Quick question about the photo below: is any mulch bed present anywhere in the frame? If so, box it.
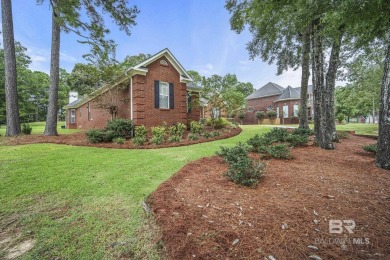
[2,126,241,149]
[148,135,390,259]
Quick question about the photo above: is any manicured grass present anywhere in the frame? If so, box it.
[0,123,378,258]
[0,121,80,136]
[281,123,378,136]
[0,125,271,259]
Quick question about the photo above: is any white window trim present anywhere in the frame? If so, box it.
[283,105,289,118]
[159,81,169,109]
[70,109,76,123]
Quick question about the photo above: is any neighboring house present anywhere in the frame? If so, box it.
[64,49,201,129]
[244,82,314,124]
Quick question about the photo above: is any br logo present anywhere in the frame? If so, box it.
[329,220,356,234]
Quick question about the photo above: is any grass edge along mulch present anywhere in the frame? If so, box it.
[148,135,390,259]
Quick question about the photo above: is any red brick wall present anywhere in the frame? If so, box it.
[187,92,201,122]
[66,86,131,129]
[132,57,190,127]
[274,99,300,124]
[244,95,280,124]
[66,56,200,129]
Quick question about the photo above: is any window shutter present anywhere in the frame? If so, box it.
[169,83,174,109]
[154,80,159,108]
[188,94,192,113]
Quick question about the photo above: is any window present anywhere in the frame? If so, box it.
[159,81,169,109]
[160,59,168,66]
[276,107,280,118]
[70,109,76,123]
[293,104,299,117]
[283,105,289,118]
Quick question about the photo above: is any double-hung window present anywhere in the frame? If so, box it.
[70,109,76,123]
[159,82,169,109]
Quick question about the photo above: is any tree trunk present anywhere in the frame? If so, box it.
[311,20,324,147]
[1,0,20,136]
[324,28,344,146]
[299,26,310,130]
[44,6,60,136]
[376,28,390,169]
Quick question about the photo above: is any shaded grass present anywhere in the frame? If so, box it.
[0,121,80,136]
[279,123,378,136]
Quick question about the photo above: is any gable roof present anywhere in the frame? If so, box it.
[245,82,284,100]
[128,48,193,83]
[65,48,195,109]
[293,85,313,95]
[275,85,300,102]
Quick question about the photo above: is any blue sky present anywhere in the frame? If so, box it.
[3,0,306,90]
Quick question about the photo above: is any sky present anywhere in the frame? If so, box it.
[2,0,308,90]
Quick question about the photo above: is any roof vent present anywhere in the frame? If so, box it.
[160,59,168,66]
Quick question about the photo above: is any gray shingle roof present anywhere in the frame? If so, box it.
[275,85,300,101]
[293,85,313,95]
[246,82,284,100]
[64,98,84,108]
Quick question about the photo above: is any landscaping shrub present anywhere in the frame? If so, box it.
[292,128,314,136]
[102,130,115,142]
[266,144,291,159]
[247,134,272,152]
[132,125,147,146]
[217,143,266,187]
[21,123,32,135]
[168,123,186,138]
[210,131,220,137]
[286,134,308,147]
[216,142,250,164]
[86,129,106,143]
[168,135,181,143]
[190,121,204,134]
[337,114,345,123]
[188,133,199,141]
[267,110,277,119]
[213,118,230,129]
[151,126,166,145]
[256,111,266,121]
[363,143,377,154]
[264,127,289,143]
[203,132,212,139]
[106,119,133,138]
[113,137,125,144]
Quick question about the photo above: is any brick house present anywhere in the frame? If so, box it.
[244,82,314,124]
[64,49,201,129]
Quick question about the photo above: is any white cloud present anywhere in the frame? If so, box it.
[206,63,213,70]
[60,52,77,63]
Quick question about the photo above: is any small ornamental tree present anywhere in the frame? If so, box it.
[267,110,277,123]
[256,111,266,124]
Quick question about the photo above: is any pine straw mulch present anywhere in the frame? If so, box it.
[148,135,390,260]
[1,126,241,149]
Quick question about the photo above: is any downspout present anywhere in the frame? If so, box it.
[130,77,133,120]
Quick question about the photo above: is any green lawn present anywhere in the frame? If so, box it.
[281,123,379,136]
[0,121,80,135]
[0,123,377,259]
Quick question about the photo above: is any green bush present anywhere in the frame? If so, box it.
[86,129,106,143]
[106,119,133,138]
[132,125,147,146]
[247,134,272,152]
[113,137,125,144]
[256,111,266,120]
[188,133,199,141]
[264,127,289,143]
[216,142,249,164]
[213,118,230,129]
[286,134,308,147]
[217,143,266,187]
[210,131,220,137]
[238,111,245,120]
[292,128,314,136]
[168,135,181,143]
[267,110,277,119]
[21,123,32,135]
[102,130,115,142]
[203,132,212,139]
[151,126,166,145]
[337,114,345,123]
[190,121,204,134]
[266,144,291,159]
[168,123,186,138]
[363,143,377,154]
